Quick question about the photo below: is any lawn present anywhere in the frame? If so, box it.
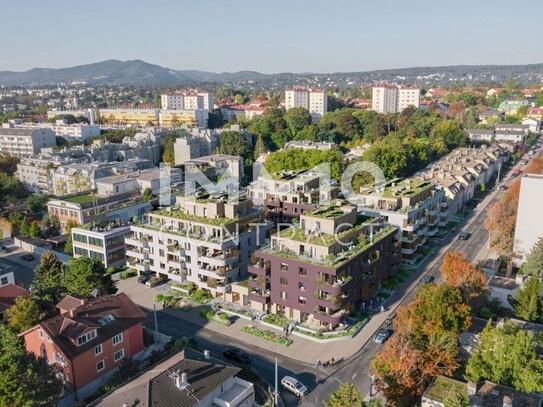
[63,194,96,204]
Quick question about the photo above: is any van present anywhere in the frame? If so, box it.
[281,376,308,397]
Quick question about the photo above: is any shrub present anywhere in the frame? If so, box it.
[171,336,197,352]
[218,313,229,321]
[242,326,293,346]
[120,270,137,280]
[155,294,164,303]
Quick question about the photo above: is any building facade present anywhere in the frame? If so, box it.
[0,127,56,158]
[285,88,328,122]
[514,174,543,263]
[72,225,131,268]
[173,129,219,165]
[161,91,214,111]
[371,85,420,113]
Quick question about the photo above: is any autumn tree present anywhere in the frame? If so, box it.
[465,321,543,392]
[514,277,543,322]
[6,297,45,334]
[440,252,488,304]
[484,191,519,254]
[524,237,543,278]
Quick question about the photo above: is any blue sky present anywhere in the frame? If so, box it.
[3,0,542,73]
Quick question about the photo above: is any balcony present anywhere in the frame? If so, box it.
[124,236,141,247]
[249,289,271,304]
[313,306,347,325]
[401,233,417,243]
[248,276,270,290]
[248,258,270,276]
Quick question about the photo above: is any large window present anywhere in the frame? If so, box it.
[89,250,104,261]
[96,360,105,372]
[112,333,123,346]
[74,247,88,257]
[72,233,88,243]
[88,237,103,247]
[77,329,97,346]
[114,348,125,362]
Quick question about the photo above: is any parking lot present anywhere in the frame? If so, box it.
[0,238,41,288]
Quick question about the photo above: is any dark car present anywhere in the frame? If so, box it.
[138,275,151,284]
[419,276,435,285]
[223,347,251,364]
[20,253,34,261]
[0,245,9,253]
[373,329,391,344]
[500,184,508,190]
[458,231,471,240]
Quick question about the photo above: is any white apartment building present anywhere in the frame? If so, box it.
[514,174,543,263]
[173,129,219,165]
[285,88,328,122]
[9,122,100,142]
[125,194,267,297]
[72,224,131,268]
[161,91,214,111]
[96,168,182,197]
[372,85,420,113]
[0,127,56,158]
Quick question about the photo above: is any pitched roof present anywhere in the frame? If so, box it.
[91,350,241,407]
[34,293,146,359]
[56,295,85,311]
[0,284,30,312]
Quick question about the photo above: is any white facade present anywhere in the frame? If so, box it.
[285,89,327,122]
[514,174,543,262]
[173,129,219,165]
[72,225,131,268]
[0,127,56,158]
[372,85,420,113]
[161,91,214,111]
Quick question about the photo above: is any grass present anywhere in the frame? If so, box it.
[63,194,96,204]
[242,326,293,347]
[153,208,237,226]
[424,376,467,403]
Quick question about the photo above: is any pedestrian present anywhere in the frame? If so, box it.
[315,359,322,368]
[380,305,385,313]
[329,357,335,366]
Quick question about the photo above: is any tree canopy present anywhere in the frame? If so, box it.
[514,277,543,322]
[440,252,488,305]
[219,131,252,159]
[323,383,381,407]
[5,297,45,334]
[31,251,65,314]
[524,236,543,278]
[63,257,116,298]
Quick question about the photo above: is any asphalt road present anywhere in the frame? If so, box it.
[0,240,40,288]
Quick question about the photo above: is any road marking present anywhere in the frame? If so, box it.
[335,377,344,384]
[352,372,358,380]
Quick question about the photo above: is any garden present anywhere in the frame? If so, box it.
[242,326,293,347]
[200,309,232,326]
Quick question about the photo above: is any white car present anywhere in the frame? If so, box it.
[281,376,308,397]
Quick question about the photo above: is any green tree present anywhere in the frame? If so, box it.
[284,107,312,136]
[524,236,543,278]
[142,187,154,202]
[63,220,77,255]
[323,383,380,407]
[19,218,30,237]
[32,251,65,314]
[26,195,49,214]
[219,131,252,159]
[29,221,40,238]
[63,257,117,298]
[253,134,267,160]
[5,297,46,334]
[160,130,180,165]
[465,321,543,392]
[429,120,469,152]
[363,140,408,179]
[514,277,543,322]
[0,325,61,407]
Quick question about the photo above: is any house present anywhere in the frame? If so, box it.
[0,260,15,288]
[0,284,30,324]
[522,117,541,133]
[466,129,494,143]
[20,293,147,397]
[526,107,543,119]
[479,109,505,122]
[90,350,256,407]
[497,100,529,115]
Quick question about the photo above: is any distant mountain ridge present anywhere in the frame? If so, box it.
[1,59,543,87]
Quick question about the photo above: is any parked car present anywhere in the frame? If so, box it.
[458,231,471,240]
[373,329,391,344]
[20,253,34,261]
[281,376,308,397]
[0,245,9,253]
[137,275,151,284]
[418,276,435,285]
[500,184,508,190]
[223,347,251,364]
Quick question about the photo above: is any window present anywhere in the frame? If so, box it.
[40,345,47,359]
[298,282,306,291]
[280,263,288,272]
[112,333,123,346]
[38,329,44,339]
[95,344,103,356]
[280,277,288,286]
[298,296,307,305]
[96,360,105,372]
[77,329,97,346]
[0,277,7,285]
[280,291,288,300]
[46,335,52,343]
[114,348,125,362]
[298,267,306,277]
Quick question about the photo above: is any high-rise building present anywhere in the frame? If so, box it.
[0,127,56,158]
[514,174,543,263]
[285,88,328,122]
[371,85,420,113]
[161,91,214,111]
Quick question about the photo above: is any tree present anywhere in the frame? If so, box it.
[26,195,49,214]
[19,217,29,237]
[442,387,469,407]
[29,221,40,238]
[219,131,252,159]
[524,236,543,278]
[440,252,488,304]
[514,277,543,322]
[6,297,45,334]
[363,140,408,179]
[32,251,65,314]
[253,134,267,159]
[0,326,62,407]
[63,220,77,255]
[465,321,543,392]
[323,382,380,407]
[429,120,469,152]
[142,187,155,202]
[284,107,312,136]
[63,257,117,298]
[484,191,519,254]
[160,130,180,165]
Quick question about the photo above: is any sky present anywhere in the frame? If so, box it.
[2,0,542,73]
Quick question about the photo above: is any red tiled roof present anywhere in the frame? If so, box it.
[56,295,86,312]
[0,284,30,311]
[32,293,147,360]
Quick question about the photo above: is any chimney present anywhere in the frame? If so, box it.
[467,381,477,397]
[503,395,513,407]
[175,372,189,390]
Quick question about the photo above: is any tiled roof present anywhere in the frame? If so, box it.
[56,295,85,311]
[36,293,146,359]
[0,284,30,311]
[91,350,241,407]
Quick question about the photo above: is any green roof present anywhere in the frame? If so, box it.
[152,208,235,226]
[362,178,432,199]
[62,194,97,204]
[424,376,467,403]
[305,201,353,219]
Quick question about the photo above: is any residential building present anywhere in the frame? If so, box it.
[0,126,56,158]
[99,109,208,128]
[422,376,543,407]
[9,121,100,141]
[357,178,448,263]
[185,154,244,183]
[497,100,530,115]
[72,224,132,268]
[158,109,209,128]
[283,140,334,150]
[494,124,529,144]
[0,284,30,324]
[285,88,328,122]
[96,168,182,197]
[514,174,543,263]
[47,108,97,124]
[173,128,219,165]
[479,109,504,122]
[526,107,543,119]
[372,85,420,113]
[20,293,147,396]
[161,90,214,111]
[90,350,256,407]
[249,201,400,327]
[0,261,15,288]
[126,193,267,296]
[522,117,541,133]
[247,169,339,224]
[47,191,153,232]
[218,104,266,121]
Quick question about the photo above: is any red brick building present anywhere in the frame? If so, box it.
[20,293,146,394]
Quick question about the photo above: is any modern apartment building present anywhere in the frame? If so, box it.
[283,140,335,150]
[371,85,420,113]
[96,167,182,197]
[466,125,529,144]
[161,90,214,111]
[98,109,208,128]
[357,178,448,264]
[20,293,146,396]
[249,201,400,327]
[185,154,244,182]
[126,194,267,297]
[514,174,543,263]
[247,169,339,224]
[173,128,219,165]
[0,126,56,158]
[72,224,132,268]
[285,88,328,122]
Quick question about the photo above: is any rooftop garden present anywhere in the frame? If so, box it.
[423,376,467,403]
[62,194,97,204]
[306,201,352,219]
[362,178,432,199]
[153,208,235,226]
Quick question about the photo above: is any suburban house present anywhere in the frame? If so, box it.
[90,350,256,407]
[0,284,30,324]
[20,293,147,397]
